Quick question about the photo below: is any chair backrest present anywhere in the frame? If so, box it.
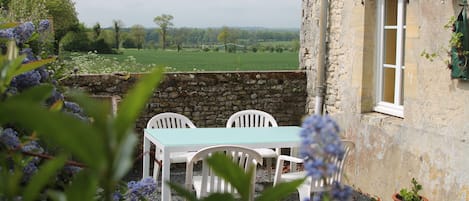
[146,112,196,129]
[185,145,263,200]
[226,109,278,128]
[309,140,355,192]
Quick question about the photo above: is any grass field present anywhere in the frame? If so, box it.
[100,49,299,71]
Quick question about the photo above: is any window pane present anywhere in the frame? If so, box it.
[385,0,397,26]
[384,29,397,65]
[383,67,395,103]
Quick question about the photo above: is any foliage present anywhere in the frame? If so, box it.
[44,0,79,43]
[397,178,424,201]
[49,51,162,80]
[422,9,469,79]
[169,152,305,201]
[0,20,165,201]
[4,0,80,54]
[218,26,236,52]
[60,26,92,52]
[113,20,124,50]
[153,14,173,49]
[131,24,145,50]
[4,0,48,24]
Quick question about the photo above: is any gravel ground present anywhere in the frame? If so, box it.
[125,163,375,201]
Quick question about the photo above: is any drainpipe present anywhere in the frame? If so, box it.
[314,0,328,115]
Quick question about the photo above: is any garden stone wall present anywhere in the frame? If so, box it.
[60,70,307,135]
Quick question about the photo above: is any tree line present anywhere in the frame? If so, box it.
[71,13,300,54]
[0,2,299,54]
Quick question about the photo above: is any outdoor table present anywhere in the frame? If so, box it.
[142,126,302,201]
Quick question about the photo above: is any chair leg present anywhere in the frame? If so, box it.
[297,184,311,201]
[153,161,161,181]
[266,158,272,181]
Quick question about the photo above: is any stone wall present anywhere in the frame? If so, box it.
[301,0,469,200]
[60,71,308,135]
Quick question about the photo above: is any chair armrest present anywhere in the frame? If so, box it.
[273,155,304,185]
[277,155,304,164]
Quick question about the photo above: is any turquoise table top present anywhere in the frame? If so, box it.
[144,126,302,147]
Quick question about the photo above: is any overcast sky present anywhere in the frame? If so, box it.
[73,0,301,29]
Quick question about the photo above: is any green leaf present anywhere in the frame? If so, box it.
[255,178,305,201]
[0,55,25,92]
[13,57,56,77]
[8,84,53,103]
[0,22,19,29]
[167,181,199,201]
[46,190,67,201]
[206,153,253,200]
[23,155,67,201]
[114,68,164,140]
[0,153,23,199]
[65,91,110,135]
[112,133,137,180]
[4,55,25,81]
[64,170,98,201]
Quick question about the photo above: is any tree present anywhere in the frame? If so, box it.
[92,22,101,40]
[45,0,79,53]
[60,23,91,52]
[218,26,233,52]
[113,20,124,50]
[6,0,48,23]
[153,14,173,50]
[131,24,145,50]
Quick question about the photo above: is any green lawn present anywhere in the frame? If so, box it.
[100,49,299,71]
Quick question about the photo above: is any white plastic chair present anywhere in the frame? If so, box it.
[185,145,262,200]
[226,109,279,180]
[147,112,197,180]
[273,140,355,201]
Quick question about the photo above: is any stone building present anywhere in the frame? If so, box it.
[300,0,469,200]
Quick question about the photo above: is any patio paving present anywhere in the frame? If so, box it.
[126,163,375,201]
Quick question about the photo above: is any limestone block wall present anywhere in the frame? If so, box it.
[61,71,308,134]
[301,0,469,200]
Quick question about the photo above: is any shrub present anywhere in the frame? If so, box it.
[0,20,163,201]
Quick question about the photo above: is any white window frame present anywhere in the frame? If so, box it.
[374,0,406,118]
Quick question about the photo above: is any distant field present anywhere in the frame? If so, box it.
[100,49,299,71]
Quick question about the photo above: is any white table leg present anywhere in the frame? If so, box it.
[143,136,150,179]
[161,148,171,201]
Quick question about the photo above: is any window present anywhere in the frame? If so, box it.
[374,0,406,118]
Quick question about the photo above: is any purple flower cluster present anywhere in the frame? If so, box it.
[10,70,42,91]
[299,115,351,201]
[22,158,40,183]
[64,101,83,114]
[13,22,34,44]
[22,140,44,154]
[299,115,345,179]
[0,128,20,149]
[115,177,157,201]
[0,20,49,46]
[37,20,50,33]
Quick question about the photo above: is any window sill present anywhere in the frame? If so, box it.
[374,102,403,118]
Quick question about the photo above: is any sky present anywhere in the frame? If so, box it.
[73,0,301,29]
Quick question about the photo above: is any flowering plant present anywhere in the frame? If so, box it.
[0,20,164,201]
[112,177,157,201]
[299,115,352,201]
